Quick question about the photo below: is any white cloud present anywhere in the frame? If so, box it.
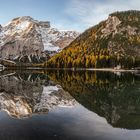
[65,0,140,30]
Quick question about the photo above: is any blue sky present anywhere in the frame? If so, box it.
[0,0,140,32]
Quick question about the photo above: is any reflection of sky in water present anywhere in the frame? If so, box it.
[0,104,140,140]
[60,104,140,140]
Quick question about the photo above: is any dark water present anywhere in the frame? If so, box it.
[0,69,140,140]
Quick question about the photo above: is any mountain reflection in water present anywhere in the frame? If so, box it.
[46,70,140,129]
[0,70,76,118]
[0,69,140,140]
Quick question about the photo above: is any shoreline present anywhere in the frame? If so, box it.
[1,67,139,73]
[84,68,138,72]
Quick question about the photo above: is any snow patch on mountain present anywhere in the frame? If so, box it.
[36,26,79,52]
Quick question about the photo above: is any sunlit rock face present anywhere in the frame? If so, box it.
[0,16,79,63]
[101,16,121,36]
[0,72,76,119]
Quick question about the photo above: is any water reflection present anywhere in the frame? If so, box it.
[46,70,140,129]
[0,69,140,130]
[0,70,75,119]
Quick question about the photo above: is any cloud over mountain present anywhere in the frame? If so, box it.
[65,0,140,30]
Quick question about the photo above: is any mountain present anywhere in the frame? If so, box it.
[47,10,140,69]
[0,16,79,64]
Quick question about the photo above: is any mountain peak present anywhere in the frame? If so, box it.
[5,16,50,29]
[12,16,34,22]
[110,10,140,17]
[109,10,140,23]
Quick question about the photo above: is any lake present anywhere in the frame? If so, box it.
[0,69,140,140]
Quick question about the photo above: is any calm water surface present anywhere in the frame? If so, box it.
[0,69,140,140]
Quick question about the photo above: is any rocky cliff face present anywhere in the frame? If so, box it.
[0,16,79,63]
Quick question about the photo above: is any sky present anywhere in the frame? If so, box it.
[0,0,140,32]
